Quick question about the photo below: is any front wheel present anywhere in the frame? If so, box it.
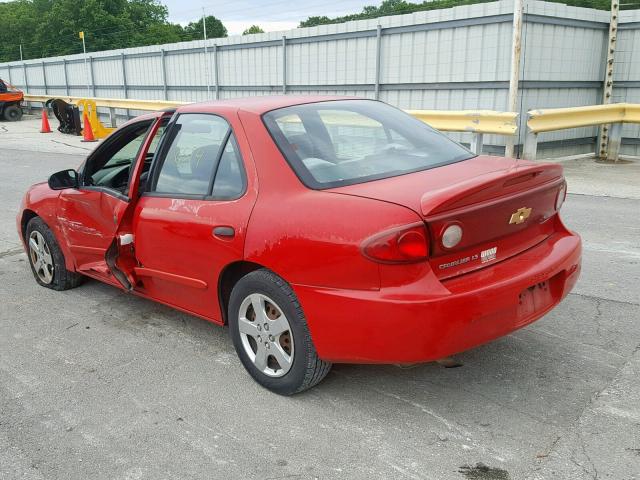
[25,217,83,290]
[4,105,23,121]
[229,269,331,395]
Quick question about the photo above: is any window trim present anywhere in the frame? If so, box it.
[208,133,248,201]
[144,111,181,194]
[206,127,232,196]
[81,185,130,202]
[144,112,248,202]
[261,99,476,190]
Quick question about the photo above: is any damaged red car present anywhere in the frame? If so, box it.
[17,97,581,394]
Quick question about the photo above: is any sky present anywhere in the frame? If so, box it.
[161,0,376,34]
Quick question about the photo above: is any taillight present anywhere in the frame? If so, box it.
[361,223,429,264]
[556,181,567,211]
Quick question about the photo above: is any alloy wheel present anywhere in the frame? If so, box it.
[28,231,54,284]
[238,293,294,377]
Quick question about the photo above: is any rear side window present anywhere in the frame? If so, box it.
[263,100,474,189]
[152,114,245,198]
[211,135,246,199]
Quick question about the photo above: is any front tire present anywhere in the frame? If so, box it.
[229,269,331,395]
[25,217,83,291]
[4,105,23,121]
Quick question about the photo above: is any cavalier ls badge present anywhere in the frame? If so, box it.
[509,207,532,225]
[439,246,498,270]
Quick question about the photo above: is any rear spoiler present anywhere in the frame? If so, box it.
[421,162,563,216]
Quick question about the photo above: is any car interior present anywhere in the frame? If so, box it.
[83,121,155,195]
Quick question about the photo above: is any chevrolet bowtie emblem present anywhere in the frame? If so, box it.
[509,207,532,225]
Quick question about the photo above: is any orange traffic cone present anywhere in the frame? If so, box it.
[81,111,97,143]
[40,108,52,133]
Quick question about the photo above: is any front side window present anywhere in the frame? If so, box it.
[152,114,245,198]
[263,100,475,189]
[83,120,153,195]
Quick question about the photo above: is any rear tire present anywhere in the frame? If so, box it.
[4,105,22,121]
[229,269,331,395]
[25,217,83,291]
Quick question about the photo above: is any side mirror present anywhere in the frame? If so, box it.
[48,169,79,190]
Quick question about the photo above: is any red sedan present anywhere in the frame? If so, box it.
[17,97,581,394]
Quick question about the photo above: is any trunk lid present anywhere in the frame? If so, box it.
[328,156,565,279]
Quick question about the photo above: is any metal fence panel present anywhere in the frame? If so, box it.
[25,64,44,87]
[44,62,66,87]
[165,50,207,87]
[220,46,280,86]
[125,54,163,87]
[92,57,122,86]
[521,23,607,81]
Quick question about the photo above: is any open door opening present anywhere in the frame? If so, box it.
[58,111,172,291]
[105,113,172,291]
[105,236,137,290]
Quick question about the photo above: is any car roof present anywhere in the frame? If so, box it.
[177,95,363,115]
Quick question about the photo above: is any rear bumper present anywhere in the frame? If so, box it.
[293,228,581,364]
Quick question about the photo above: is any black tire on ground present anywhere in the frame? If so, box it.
[3,105,23,121]
[25,217,83,291]
[229,269,332,395]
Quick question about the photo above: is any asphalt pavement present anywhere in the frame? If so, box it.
[1,118,639,480]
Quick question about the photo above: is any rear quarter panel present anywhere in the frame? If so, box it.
[244,188,422,291]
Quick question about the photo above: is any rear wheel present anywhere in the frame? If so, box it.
[26,217,83,290]
[229,269,331,395]
[4,105,22,121]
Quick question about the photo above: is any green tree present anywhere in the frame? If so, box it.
[0,1,39,61]
[33,0,131,57]
[299,0,616,28]
[242,25,265,35]
[183,15,227,41]
[299,16,331,28]
[0,0,228,62]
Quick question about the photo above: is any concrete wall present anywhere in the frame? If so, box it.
[1,0,638,156]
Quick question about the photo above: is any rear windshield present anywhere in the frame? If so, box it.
[263,100,475,189]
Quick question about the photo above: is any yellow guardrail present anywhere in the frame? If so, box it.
[527,103,640,133]
[23,94,186,111]
[524,103,640,162]
[406,110,518,136]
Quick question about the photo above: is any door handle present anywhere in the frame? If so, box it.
[212,226,235,238]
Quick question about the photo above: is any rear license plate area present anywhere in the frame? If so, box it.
[517,280,553,319]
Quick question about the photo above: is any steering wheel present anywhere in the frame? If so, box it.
[112,166,131,190]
